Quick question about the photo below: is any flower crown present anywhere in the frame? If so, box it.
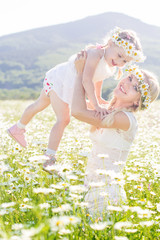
[125,65,151,110]
[111,27,145,62]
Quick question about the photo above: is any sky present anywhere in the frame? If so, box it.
[0,0,159,37]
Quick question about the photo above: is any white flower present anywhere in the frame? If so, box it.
[156,203,160,212]
[12,223,24,230]
[1,202,16,208]
[0,154,8,160]
[39,203,50,209]
[21,224,44,237]
[50,182,69,189]
[10,236,22,240]
[52,204,72,213]
[150,191,156,195]
[138,209,155,219]
[114,221,133,230]
[79,151,89,157]
[59,228,72,235]
[67,216,81,225]
[114,236,129,240]
[50,216,70,232]
[124,229,138,233]
[69,193,83,200]
[20,204,33,209]
[139,220,155,227]
[33,187,55,194]
[50,216,80,232]
[28,155,49,163]
[0,209,8,215]
[66,174,78,180]
[129,206,154,218]
[107,205,123,211]
[23,198,30,202]
[75,202,89,207]
[69,185,87,194]
[78,160,84,165]
[90,221,108,230]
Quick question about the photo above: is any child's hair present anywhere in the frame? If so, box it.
[102,69,160,127]
[103,27,144,57]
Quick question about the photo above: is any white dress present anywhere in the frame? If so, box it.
[84,111,138,215]
[43,50,115,106]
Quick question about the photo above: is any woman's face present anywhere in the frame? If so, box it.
[114,74,141,106]
[106,42,133,68]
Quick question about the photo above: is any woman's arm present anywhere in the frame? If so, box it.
[71,55,130,131]
[71,72,130,130]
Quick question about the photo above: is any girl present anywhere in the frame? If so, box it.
[71,52,159,215]
[7,27,145,163]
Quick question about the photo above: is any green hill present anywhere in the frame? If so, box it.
[0,12,160,99]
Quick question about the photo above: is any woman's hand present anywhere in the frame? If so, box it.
[74,50,87,74]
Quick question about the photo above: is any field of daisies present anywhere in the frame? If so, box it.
[0,100,160,240]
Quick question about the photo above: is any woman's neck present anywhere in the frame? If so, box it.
[109,99,132,111]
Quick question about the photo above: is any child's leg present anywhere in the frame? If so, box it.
[20,89,50,125]
[7,89,50,148]
[46,90,70,154]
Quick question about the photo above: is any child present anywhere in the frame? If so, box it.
[7,27,145,164]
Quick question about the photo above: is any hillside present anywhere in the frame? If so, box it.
[0,12,160,99]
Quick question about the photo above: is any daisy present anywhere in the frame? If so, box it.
[90,221,108,230]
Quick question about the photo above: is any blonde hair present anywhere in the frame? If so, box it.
[103,28,143,53]
[102,69,160,127]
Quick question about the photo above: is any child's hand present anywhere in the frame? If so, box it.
[75,50,87,73]
[98,97,109,105]
[94,105,109,119]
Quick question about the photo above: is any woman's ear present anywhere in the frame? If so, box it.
[133,100,139,109]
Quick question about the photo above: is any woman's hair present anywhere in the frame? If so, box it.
[102,69,160,127]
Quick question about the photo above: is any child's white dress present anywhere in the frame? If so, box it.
[84,111,137,214]
[43,50,115,106]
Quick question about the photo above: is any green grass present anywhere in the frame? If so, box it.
[0,100,160,240]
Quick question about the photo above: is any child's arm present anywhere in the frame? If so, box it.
[94,81,109,105]
[82,49,108,117]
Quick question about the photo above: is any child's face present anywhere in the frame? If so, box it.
[106,42,133,68]
[114,74,141,106]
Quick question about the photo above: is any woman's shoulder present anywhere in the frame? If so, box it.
[120,111,138,132]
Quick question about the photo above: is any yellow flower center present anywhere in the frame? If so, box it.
[56,221,62,226]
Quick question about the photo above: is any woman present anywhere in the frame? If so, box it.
[71,52,159,215]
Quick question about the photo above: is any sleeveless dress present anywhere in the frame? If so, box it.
[84,111,138,215]
[43,50,115,106]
